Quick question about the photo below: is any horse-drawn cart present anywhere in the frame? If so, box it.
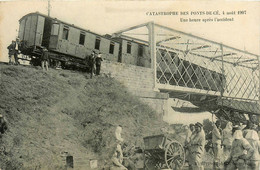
[143,134,185,170]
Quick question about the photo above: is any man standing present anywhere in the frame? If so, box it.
[88,51,96,78]
[212,120,222,170]
[245,130,260,170]
[7,41,16,65]
[41,47,49,71]
[95,52,103,75]
[224,129,253,170]
[222,122,233,161]
[186,124,196,169]
[190,122,206,170]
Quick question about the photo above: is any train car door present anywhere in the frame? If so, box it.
[41,18,52,48]
[49,22,60,49]
[35,16,45,46]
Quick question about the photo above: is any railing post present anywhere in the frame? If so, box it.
[220,43,225,108]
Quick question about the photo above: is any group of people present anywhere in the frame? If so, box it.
[36,48,103,73]
[7,39,103,74]
[87,51,103,78]
[7,38,21,65]
[110,125,138,170]
[185,120,260,170]
[110,125,128,170]
[224,121,260,170]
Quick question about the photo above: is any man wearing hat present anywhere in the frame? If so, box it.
[7,41,16,65]
[224,128,253,170]
[0,114,7,138]
[88,51,96,78]
[41,47,49,71]
[190,122,206,170]
[95,52,103,76]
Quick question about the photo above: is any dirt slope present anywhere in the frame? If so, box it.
[0,64,165,169]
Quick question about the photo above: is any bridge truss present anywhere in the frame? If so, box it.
[114,22,260,117]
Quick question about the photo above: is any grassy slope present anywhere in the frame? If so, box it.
[0,64,165,169]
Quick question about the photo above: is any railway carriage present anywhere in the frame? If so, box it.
[18,12,120,69]
[118,38,151,67]
[17,12,225,93]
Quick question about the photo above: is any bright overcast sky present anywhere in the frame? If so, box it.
[0,0,259,62]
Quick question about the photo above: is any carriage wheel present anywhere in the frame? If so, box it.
[165,141,185,170]
[144,151,167,170]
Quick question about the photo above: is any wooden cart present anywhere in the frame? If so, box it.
[143,134,185,170]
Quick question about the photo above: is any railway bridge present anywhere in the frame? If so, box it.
[113,22,260,119]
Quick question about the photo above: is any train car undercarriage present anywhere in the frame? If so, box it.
[19,44,89,71]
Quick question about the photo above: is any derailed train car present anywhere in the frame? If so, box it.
[18,12,120,69]
[17,12,225,93]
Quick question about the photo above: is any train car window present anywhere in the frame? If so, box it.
[62,26,69,40]
[79,32,85,45]
[95,37,101,50]
[51,23,59,36]
[109,42,115,54]
[127,42,131,54]
[138,45,143,56]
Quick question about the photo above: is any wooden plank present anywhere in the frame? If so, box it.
[157,83,221,96]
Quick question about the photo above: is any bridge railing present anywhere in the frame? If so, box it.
[113,22,259,114]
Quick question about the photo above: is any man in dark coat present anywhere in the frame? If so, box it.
[41,47,49,71]
[88,51,96,78]
[7,41,16,65]
[95,52,103,75]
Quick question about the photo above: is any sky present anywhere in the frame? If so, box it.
[0,0,259,124]
[0,0,259,62]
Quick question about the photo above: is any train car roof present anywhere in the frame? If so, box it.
[19,12,120,43]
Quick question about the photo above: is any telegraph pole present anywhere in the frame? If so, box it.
[48,0,50,16]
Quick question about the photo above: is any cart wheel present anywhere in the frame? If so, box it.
[165,141,185,170]
[144,151,166,170]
